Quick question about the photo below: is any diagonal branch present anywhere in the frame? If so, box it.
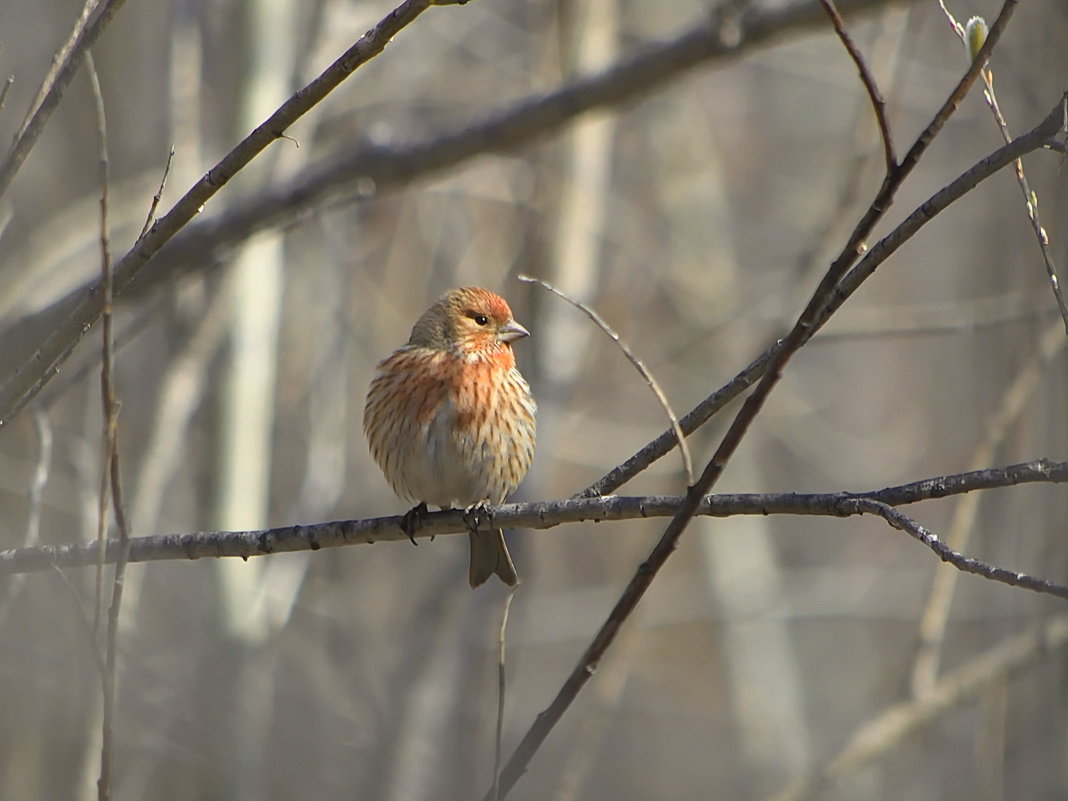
[0,0,446,429]
[581,89,1065,498]
[488,3,1019,797]
[520,275,694,485]
[819,0,896,172]
[0,0,128,203]
[765,613,1068,801]
[853,498,1066,598]
[937,6,1068,332]
[0,0,922,428]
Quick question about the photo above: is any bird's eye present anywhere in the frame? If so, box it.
[468,312,490,326]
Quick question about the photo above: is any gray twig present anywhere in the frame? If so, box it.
[519,275,694,486]
[0,0,127,203]
[819,0,896,172]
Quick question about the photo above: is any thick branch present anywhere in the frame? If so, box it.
[2,459,1065,579]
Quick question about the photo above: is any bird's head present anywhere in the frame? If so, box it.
[408,287,529,356]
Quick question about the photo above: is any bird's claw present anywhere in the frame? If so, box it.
[461,501,493,534]
[400,502,429,546]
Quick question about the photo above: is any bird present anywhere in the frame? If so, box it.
[363,287,537,587]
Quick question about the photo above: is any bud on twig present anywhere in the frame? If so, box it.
[965,16,989,63]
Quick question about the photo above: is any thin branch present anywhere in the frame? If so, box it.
[87,51,111,636]
[936,5,1068,332]
[890,1,1016,184]
[936,0,966,37]
[17,0,100,135]
[494,588,517,801]
[488,5,1018,795]
[990,89,1068,332]
[0,76,14,117]
[856,498,1067,598]
[0,0,127,203]
[822,93,1066,325]
[86,51,129,801]
[0,0,924,428]
[519,275,694,485]
[911,318,1066,696]
[0,0,448,428]
[3,458,1066,574]
[139,147,175,239]
[852,458,1068,506]
[582,90,1065,498]
[819,0,896,172]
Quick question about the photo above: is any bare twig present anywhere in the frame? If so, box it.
[994,101,1068,332]
[0,0,450,428]
[889,2,1015,183]
[936,0,965,37]
[485,4,1019,796]
[791,9,912,292]
[910,317,1067,695]
[820,95,1063,326]
[139,147,175,239]
[0,0,127,203]
[937,6,1067,332]
[85,50,130,801]
[0,76,14,117]
[86,51,111,637]
[959,12,1066,331]
[17,0,100,135]
[582,90,1064,498]
[856,498,1067,598]
[494,588,517,801]
[0,0,924,429]
[819,0,896,172]
[519,275,694,485]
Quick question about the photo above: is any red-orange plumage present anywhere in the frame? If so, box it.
[363,287,536,587]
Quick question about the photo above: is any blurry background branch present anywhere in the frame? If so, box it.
[0,0,922,422]
[0,0,445,427]
[766,612,1068,801]
[0,0,127,203]
[1,0,1066,798]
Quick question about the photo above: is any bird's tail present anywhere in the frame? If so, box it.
[468,528,519,588]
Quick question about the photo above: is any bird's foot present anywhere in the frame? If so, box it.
[400,502,430,546]
[461,501,493,535]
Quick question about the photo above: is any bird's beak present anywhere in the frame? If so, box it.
[498,320,530,343]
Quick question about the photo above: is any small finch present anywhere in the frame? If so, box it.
[363,287,537,587]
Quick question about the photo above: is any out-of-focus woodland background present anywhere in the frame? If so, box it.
[0,0,1066,799]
